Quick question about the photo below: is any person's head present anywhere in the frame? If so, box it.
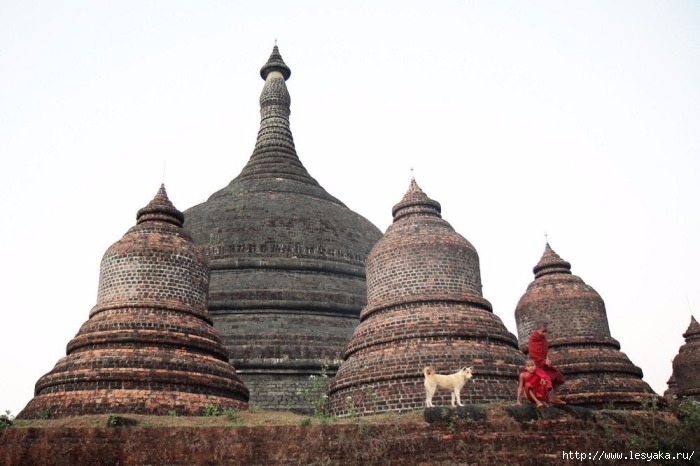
[534,321,549,336]
[524,359,536,373]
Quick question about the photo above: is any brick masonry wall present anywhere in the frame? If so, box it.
[1,410,686,466]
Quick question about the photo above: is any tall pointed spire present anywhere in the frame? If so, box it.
[183,47,382,411]
[235,44,326,190]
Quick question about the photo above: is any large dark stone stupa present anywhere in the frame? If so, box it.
[184,46,382,410]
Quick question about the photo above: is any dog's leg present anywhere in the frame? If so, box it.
[451,391,456,407]
[455,388,464,406]
[426,385,436,407]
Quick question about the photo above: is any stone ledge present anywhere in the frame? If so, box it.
[423,405,487,423]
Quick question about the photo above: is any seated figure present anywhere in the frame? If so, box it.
[528,321,566,404]
[517,358,552,408]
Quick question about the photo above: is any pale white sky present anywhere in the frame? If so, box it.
[1,1,699,415]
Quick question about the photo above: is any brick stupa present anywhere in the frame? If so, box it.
[328,179,524,416]
[664,374,677,400]
[18,186,249,419]
[183,46,382,411]
[670,316,700,400]
[514,243,656,408]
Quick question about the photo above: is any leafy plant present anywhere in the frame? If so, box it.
[38,407,51,420]
[168,410,178,417]
[639,395,659,412]
[676,399,700,430]
[345,397,357,419]
[224,408,241,424]
[247,403,262,413]
[301,365,330,418]
[106,414,118,427]
[202,402,220,417]
[0,410,14,428]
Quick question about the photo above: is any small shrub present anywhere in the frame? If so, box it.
[639,395,659,412]
[202,402,220,417]
[168,410,178,417]
[345,397,357,419]
[301,365,330,418]
[247,403,262,413]
[106,414,118,427]
[224,408,240,424]
[676,399,700,430]
[0,410,14,428]
[38,407,51,420]
[300,417,312,426]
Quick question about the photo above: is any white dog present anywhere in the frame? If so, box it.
[423,366,473,407]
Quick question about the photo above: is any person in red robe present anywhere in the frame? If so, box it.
[517,359,552,407]
[528,322,566,405]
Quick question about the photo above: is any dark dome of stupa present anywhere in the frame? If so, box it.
[18,185,249,419]
[183,46,382,411]
[515,243,656,408]
[671,316,700,400]
[328,179,523,416]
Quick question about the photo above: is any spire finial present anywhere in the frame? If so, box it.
[544,231,548,244]
[136,184,184,227]
[260,43,291,80]
[392,177,442,221]
[533,242,572,278]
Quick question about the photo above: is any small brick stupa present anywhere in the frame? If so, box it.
[184,46,381,411]
[514,243,656,408]
[671,316,700,400]
[328,179,524,416]
[664,374,677,400]
[18,186,249,419]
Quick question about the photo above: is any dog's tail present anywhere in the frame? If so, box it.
[423,366,435,377]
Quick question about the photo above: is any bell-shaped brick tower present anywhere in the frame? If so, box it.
[671,316,700,400]
[18,186,249,419]
[514,243,656,407]
[328,179,524,416]
[183,46,382,410]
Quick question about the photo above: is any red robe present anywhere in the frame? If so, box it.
[523,368,552,402]
[528,331,564,387]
